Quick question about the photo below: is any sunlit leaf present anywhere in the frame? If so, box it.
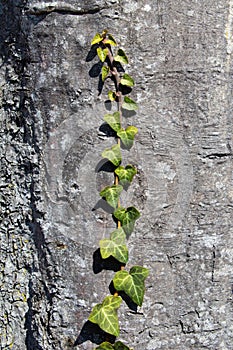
[122,97,138,111]
[102,66,110,81]
[91,32,103,45]
[117,126,138,149]
[100,184,123,208]
[120,73,134,87]
[89,295,122,336]
[95,341,131,350]
[108,91,116,101]
[113,266,149,306]
[104,112,121,133]
[99,228,128,264]
[115,165,137,186]
[105,34,117,46]
[113,206,140,236]
[95,342,114,350]
[102,144,122,167]
[97,47,108,62]
[114,49,128,64]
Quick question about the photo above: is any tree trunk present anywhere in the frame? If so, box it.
[1,1,232,349]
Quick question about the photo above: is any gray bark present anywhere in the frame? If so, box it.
[0,1,233,349]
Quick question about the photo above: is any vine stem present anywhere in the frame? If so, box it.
[104,42,125,271]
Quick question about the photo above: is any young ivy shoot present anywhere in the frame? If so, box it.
[86,30,149,350]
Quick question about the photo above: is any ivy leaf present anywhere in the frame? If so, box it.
[102,66,110,81]
[120,73,134,87]
[102,144,122,167]
[114,49,128,64]
[117,126,138,149]
[99,227,128,264]
[88,295,122,336]
[108,90,116,101]
[91,32,103,45]
[122,96,138,111]
[97,47,108,62]
[115,165,137,186]
[100,185,123,208]
[102,29,108,36]
[105,34,117,46]
[113,206,140,236]
[95,342,114,350]
[113,266,149,306]
[104,112,121,133]
[95,341,130,350]
[114,342,131,350]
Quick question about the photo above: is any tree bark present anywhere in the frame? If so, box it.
[0,1,232,349]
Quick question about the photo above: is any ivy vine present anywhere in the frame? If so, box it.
[87,29,149,350]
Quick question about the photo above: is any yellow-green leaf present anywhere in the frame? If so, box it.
[115,165,137,186]
[100,185,123,208]
[95,342,114,350]
[105,34,117,46]
[113,266,149,306]
[117,126,138,149]
[91,32,103,45]
[102,66,110,81]
[114,49,128,64]
[120,73,134,87]
[95,341,131,350]
[104,112,121,133]
[97,47,108,62]
[113,206,140,236]
[108,90,117,101]
[99,228,128,264]
[122,96,138,111]
[102,144,122,167]
[88,295,122,336]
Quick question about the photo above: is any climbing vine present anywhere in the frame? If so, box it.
[87,30,149,350]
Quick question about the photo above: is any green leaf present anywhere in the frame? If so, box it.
[122,96,138,111]
[95,341,130,350]
[113,206,140,236]
[120,73,134,87]
[114,341,131,350]
[100,185,123,208]
[88,295,122,336]
[115,165,137,186]
[108,91,116,101]
[99,228,128,264]
[104,112,121,133]
[105,34,117,46]
[102,66,110,81]
[97,47,108,62]
[95,342,114,350]
[113,266,149,306]
[102,144,122,167]
[114,49,128,64]
[117,126,138,149]
[91,32,103,45]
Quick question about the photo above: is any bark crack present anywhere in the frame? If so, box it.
[202,152,232,159]
[211,245,216,283]
[26,5,103,16]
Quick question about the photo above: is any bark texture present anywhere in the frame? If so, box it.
[0,1,233,349]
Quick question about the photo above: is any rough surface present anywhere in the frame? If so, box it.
[0,1,233,349]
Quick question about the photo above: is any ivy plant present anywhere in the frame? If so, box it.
[87,29,149,349]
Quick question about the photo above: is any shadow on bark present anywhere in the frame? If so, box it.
[93,248,124,273]
[74,321,116,346]
[109,281,138,312]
